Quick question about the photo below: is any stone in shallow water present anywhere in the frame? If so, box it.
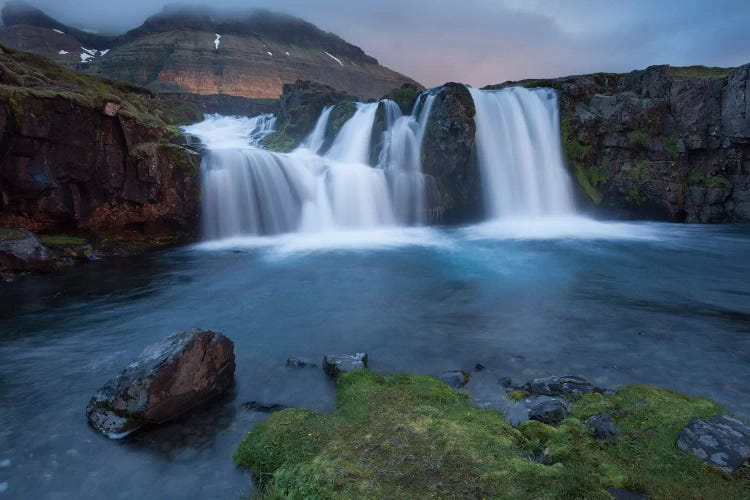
[528,398,570,425]
[525,375,599,398]
[587,413,621,439]
[322,353,367,378]
[439,370,470,388]
[287,356,317,368]
[86,328,235,438]
[677,414,750,473]
[243,401,284,413]
[0,229,49,272]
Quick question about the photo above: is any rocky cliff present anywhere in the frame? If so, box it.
[0,2,419,100]
[0,45,202,257]
[489,65,750,222]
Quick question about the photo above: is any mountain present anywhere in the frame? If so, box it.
[0,2,419,99]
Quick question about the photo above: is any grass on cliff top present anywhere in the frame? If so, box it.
[0,45,200,128]
[234,371,749,499]
[670,65,734,79]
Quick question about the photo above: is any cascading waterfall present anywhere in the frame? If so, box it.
[184,96,437,239]
[468,86,575,218]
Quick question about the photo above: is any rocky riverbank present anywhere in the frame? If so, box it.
[0,44,204,275]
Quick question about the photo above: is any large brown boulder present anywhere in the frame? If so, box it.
[86,328,235,438]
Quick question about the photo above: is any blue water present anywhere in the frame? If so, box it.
[0,219,749,499]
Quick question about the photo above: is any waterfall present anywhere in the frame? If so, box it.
[301,106,332,154]
[468,87,575,218]
[184,95,436,240]
[378,95,437,224]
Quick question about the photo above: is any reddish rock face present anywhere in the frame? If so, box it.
[86,328,236,438]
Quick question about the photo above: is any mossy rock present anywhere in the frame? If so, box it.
[234,372,748,498]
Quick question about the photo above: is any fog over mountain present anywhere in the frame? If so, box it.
[2,0,749,88]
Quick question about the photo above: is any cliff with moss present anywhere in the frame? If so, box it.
[490,64,750,222]
[0,44,203,248]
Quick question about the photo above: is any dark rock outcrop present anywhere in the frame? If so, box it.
[0,228,49,272]
[86,328,235,438]
[528,398,570,425]
[244,401,284,413]
[491,64,750,222]
[587,413,622,439]
[677,414,750,473]
[322,353,368,379]
[0,46,202,245]
[421,83,482,223]
[525,375,601,398]
[0,4,419,100]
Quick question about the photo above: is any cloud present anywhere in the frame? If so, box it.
[4,0,749,87]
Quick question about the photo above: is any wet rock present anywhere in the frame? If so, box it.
[525,375,600,398]
[439,370,470,389]
[0,229,50,272]
[587,413,621,439]
[322,353,368,378]
[474,363,486,372]
[677,415,750,473]
[607,488,649,500]
[287,356,317,368]
[243,401,284,413]
[86,328,235,438]
[498,377,513,388]
[528,398,569,425]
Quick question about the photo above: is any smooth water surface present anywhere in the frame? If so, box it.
[1,220,749,499]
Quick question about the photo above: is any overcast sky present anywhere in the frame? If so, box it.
[5,0,750,87]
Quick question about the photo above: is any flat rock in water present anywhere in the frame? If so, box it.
[677,414,750,473]
[587,413,621,439]
[529,398,570,425]
[287,356,317,368]
[525,375,600,398]
[86,328,235,438]
[243,401,284,413]
[322,353,367,378]
[439,370,470,388]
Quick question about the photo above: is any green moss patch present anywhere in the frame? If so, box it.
[39,234,87,246]
[234,372,748,498]
[670,66,734,80]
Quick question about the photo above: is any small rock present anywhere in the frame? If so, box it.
[243,401,284,413]
[529,398,569,425]
[498,376,513,388]
[287,356,317,368]
[439,370,470,388]
[677,414,750,473]
[86,328,235,438]
[587,413,621,439]
[607,488,648,500]
[322,353,367,378]
[474,363,485,372]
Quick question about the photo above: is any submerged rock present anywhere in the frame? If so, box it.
[529,398,570,425]
[287,356,317,368]
[439,370,471,389]
[587,413,621,439]
[0,229,49,272]
[86,328,235,438]
[322,353,368,378]
[243,401,284,413]
[677,415,750,473]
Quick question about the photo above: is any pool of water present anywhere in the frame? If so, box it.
[1,218,749,499]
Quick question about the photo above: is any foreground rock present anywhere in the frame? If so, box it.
[529,398,570,425]
[322,353,367,379]
[525,375,602,398]
[587,413,622,439]
[439,370,470,388]
[677,415,750,473]
[86,328,235,438]
[0,229,49,272]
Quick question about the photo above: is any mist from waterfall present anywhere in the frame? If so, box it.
[184,95,437,240]
[468,86,575,218]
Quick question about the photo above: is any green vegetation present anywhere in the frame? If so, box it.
[0,228,26,239]
[39,234,87,246]
[234,371,749,499]
[708,175,733,189]
[388,85,420,115]
[670,66,734,80]
[686,171,733,190]
[326,100,357,140]
[627,129,647,148]
[663,132,680,158]
[261,130,296,153]
[624,160,650,205]
[0,45,201,130]
[508,389,530,401]
[560,110,610,204]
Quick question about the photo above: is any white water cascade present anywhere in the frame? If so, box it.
[184,96,437,240]
[468,87,575,218]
